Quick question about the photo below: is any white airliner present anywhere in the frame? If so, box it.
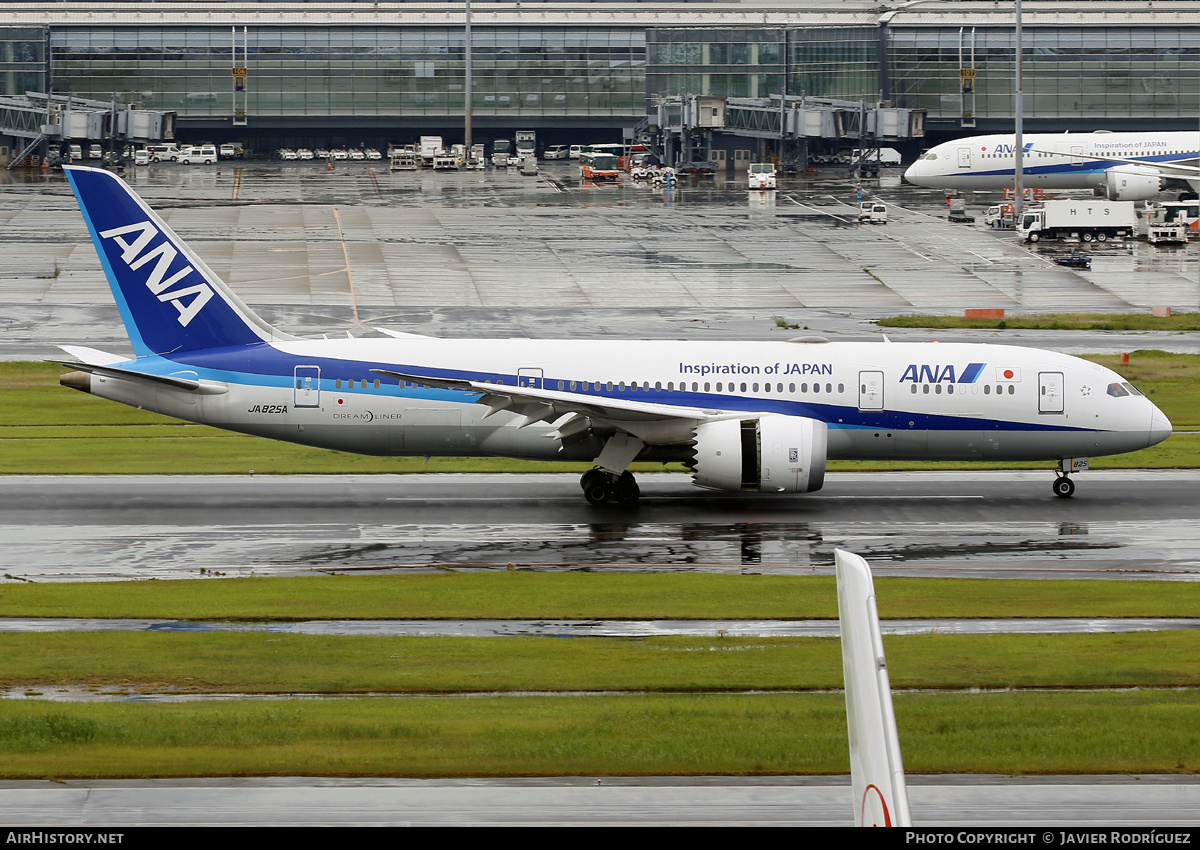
[905,131,1200,201]
[53,165,1171,503]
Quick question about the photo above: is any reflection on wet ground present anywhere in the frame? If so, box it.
[2,616,1196,638]
[5,472,1200,582]
[6,519,1196,581]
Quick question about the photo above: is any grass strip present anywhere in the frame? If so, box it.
[2,631,1199,693]
[876,312,1200,331]
[3,356,1196,471]
[0,690,1195,778]
[4,574,1200,620]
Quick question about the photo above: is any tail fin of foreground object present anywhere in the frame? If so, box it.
[835,548,912,827]
[63,165,287,357]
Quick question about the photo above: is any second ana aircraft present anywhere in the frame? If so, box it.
[905,130,1200,200]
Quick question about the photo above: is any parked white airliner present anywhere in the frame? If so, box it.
[905,131,1200,200]
[54,166,1171,504]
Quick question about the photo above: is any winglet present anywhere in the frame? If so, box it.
[835,548,912,827]
[63,165,289,356]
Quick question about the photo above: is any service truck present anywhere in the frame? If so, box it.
[492,138,512,167]
[419,135,443,166]
[1016,200,1136,243]
[515,130,536,159]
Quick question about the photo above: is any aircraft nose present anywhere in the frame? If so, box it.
[1148,406,1172,448]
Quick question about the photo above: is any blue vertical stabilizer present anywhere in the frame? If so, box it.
[64,165,283,356]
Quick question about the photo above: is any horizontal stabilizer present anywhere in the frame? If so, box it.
[49,359,228,394]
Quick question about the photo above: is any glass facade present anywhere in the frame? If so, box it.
[646,29,785,100]
[48,25,645,118]
[789,27,878,101]
[0,16,1188,127]
[889,26,1200,120]
[0,26,45,96]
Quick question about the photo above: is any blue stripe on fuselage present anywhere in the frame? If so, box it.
[114,344,1099,435]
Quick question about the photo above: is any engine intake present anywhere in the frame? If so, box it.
[691,414,827,494]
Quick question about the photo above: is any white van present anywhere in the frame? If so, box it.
[145,144,182,163]
[67,144,82,162]
[178,144,217,165]
[88,144,102,159]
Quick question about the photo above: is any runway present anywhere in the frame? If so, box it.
[3,471,1198,581]
[2,775,1197,826]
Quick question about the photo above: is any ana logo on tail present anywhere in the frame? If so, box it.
[99,221,213,327]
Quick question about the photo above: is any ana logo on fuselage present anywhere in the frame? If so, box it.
[900,363,986,384]
[98,221,213,327]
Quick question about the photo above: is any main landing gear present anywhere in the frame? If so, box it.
[581,468,640,507]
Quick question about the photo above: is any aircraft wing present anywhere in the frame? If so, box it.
[370,368,719,427]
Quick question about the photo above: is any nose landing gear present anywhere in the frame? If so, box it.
[581,468,640,507]
[1052,473,1076,498]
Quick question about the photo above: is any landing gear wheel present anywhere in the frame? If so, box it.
[1053,475,1076,498]
[614,471,641,507]
[1081,232,1094,242]
[1096,232,1107,242]
[584,480,613,506]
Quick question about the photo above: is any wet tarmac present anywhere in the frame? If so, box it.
[1,160,1199,363]
[3,616,1196,638]
[3,774,1197,826]
[4,471,1199,581]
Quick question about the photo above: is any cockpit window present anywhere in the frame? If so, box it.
[1121,381,1145,397]
[1106,382,1130,398]
[923,152,938,161]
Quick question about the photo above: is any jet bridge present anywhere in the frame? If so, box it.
[1,92,175,169]
[653,94,924,174]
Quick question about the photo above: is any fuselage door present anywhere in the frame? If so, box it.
[1070,145,1085,167]
[1038,371,1064,414]
[957,146,971,169]
[858,370,885,410]
[518,368,543,390]
[294,365,320,407]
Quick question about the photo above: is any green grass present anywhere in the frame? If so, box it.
[3,357,1197,472]
[877,312,1200,331]
[2,631,1198,693]
[0,690,1195,778]
[4,573,1200,620]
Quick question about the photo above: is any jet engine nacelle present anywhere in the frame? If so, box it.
[1104,165,1163,201]
[691,414,827,494]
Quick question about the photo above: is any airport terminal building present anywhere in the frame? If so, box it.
[0,0,1198,149]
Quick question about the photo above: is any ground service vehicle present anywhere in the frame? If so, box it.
[860,201,888,224]
[983,203,1016,229]
[1016,200,1136,243]
[580,150,620,181]
[492,139,512,167]
[419,136,443,166]
[516,130,536,159]
[748,163,777,190]
[177,145,217,165]
[544,145,569,160]
[145,144,181,163]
